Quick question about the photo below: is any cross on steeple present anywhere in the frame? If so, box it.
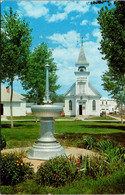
[81,36,83,46]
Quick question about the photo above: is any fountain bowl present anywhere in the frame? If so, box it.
[31,104,63,117]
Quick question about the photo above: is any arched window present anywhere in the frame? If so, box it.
[92,100,96,111]
[69,100,72,110]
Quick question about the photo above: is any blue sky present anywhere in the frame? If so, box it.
[1,1,111,98]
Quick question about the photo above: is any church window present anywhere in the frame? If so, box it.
[78,66,86,72]
[69,100,72,110]
[92,100,96,111]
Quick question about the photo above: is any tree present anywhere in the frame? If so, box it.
[102,68,125,123]
[93,1,125,122]
[21,42,60,105]
[50,93,64,103]
[1,7,32,127]
[97,1,125,74]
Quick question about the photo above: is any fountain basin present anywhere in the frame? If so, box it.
[31,104,63,117]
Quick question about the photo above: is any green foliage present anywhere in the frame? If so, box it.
[77,136,97,150]
[98,139,117,151]
[36,155,86,187]
[1,7,32,83]
[98,2,125,74]
[1,135,7,150]
[85,156,110,179]
[97,2,125,118]
[1,153,33,185]
[1,7,32,128]
[50,93,64,103]
[90,167,125,194]
[102,69,125,103]
[21,42,60,104]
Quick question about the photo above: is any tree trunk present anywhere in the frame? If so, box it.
[10,80,14,128]
[121,103,123,124]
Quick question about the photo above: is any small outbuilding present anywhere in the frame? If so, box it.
[1,86,26,117]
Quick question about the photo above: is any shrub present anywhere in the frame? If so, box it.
[77,136,97,150]
[98,139,118,152]
[1,135,6,150]
[85,156,110,179]
[1,153,34,185]
[36,155,86,187]
[91,167,125,194]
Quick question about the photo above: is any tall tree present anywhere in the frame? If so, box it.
[92,1,125,122]
[102,68,125,123]
[97,1,125,74]
[1,7,32,127]
[21,42,60,105]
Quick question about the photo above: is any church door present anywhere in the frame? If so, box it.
[1,104,3,115]
[79,105,82,115]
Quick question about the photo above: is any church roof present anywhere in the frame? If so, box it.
[64,82,101,98]
[75,43,89,66]
[1,86,25,102]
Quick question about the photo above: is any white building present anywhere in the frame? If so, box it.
[64,42,101,117]
[100,97,119,114]
[1,86,26,116]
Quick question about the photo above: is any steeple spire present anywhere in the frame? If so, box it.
[75,37,89,66]
[81,36,83,47]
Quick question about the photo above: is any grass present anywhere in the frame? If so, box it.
[6,115,119,120]
[1,167,125,194]
[7,115,36,120]
[1,120,125,148]
[1,119,125,194]
[86,116,115,120]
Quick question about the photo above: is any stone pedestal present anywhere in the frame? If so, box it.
[27,105,66,160]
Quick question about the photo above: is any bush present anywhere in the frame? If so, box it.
[84,156,110,179]
[77,136,97,150]
[91,167,125,194]
[1,135,6,150]
[1,153,34,185]
[36,155,86,187]
[98,139,118,152]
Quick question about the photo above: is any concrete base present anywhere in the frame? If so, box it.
[27,141,67,160]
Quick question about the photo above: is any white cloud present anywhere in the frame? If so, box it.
[17,1,90,22]
[64,1,89,14]
[17,1,49,19]
[47,12,67,22]
[92,28,102,42]
[91,19,99,26]
[71,14,81,21]
[49,1,89,23]
[92,6,100,14]
[47,30,80,48]
[80,19,88,26]
[83,33,90,41]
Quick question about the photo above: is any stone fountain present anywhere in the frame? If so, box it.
[27,63,66,160]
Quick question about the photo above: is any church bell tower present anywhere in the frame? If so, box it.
[75,39,90,96]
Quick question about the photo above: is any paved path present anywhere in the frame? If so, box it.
[1,147,99,172]
[107,114,125,122]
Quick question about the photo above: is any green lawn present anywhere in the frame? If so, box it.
[85,116,115,120]
[1,120,125,148]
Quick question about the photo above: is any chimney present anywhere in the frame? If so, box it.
[6,87,10,93]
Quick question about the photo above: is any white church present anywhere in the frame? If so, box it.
[64,41,102,117]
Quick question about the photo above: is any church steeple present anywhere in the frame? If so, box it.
[74,37,90,81]
[75,38,89,67]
